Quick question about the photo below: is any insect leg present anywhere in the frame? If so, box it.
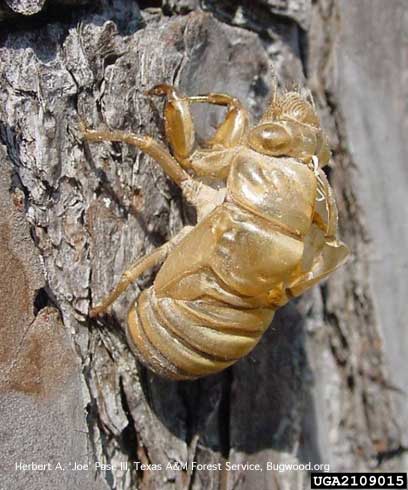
[81,122,225,220]
[90,246,169,317]
[90,226,193,317]
[147,85,248,179]
[80,122,189,186]
[187,93,249,148]
[147,86,248,154]
[285,240,349,298]
[180,92,248,180]
[286,172,349,297]
[146,84,196,162]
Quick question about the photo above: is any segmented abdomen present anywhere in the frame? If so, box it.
[127,286,274,380]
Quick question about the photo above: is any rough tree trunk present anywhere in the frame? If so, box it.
[1,1,407,489]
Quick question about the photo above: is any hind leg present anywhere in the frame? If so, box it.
[90,226,193,317]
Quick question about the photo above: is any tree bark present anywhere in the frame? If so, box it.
[1,1,406,489]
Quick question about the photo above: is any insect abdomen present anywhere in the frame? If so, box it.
[127,287,274,380]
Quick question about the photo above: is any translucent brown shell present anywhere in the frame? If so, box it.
[82,84,349,380]
[261,91,320,128]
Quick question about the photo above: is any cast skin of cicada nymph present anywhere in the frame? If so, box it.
[81,84,349,380]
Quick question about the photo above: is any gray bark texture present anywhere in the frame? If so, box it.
[1,1,407,489]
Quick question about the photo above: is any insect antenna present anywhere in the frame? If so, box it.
[270,73,279,106]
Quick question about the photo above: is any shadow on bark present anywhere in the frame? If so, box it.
[138,302,321,461]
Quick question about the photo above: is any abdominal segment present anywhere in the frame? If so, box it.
[127,286,274,380]
[127,202,305,379]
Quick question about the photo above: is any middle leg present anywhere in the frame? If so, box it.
[81,122,223,220]
[81,122,189,186]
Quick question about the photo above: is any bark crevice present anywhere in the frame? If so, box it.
[1,1,406,489]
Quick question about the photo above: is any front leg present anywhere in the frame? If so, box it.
[147,84,195,162]
[148,85,249,178]
[187,92,249,148]
[149,85,249,150]
[286,240,349,298]
[286,171,349,297]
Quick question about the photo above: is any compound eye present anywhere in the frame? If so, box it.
[248,123,291,156]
